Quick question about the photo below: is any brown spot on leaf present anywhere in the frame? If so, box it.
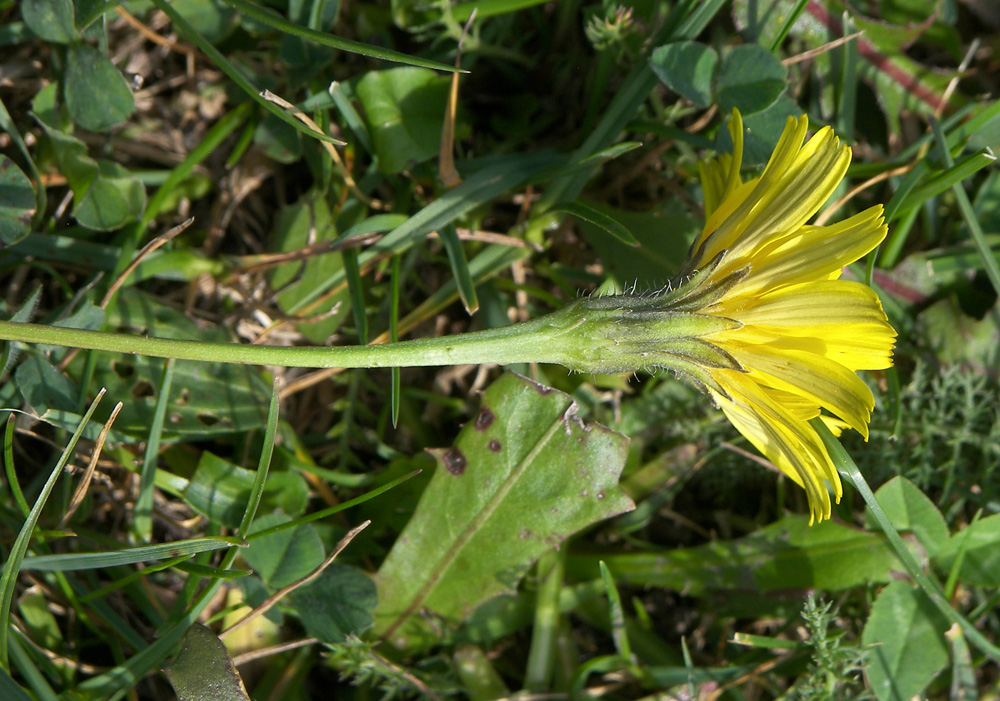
[488,439,501,452]
[474,407,494,430]
[443,448,467,475]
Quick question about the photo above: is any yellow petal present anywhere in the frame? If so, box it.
[709,371,842,524]
[736,207,888,294]
[728,343,876,439]
[727,280,897,370]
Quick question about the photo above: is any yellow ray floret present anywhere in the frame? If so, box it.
[688,109,896,523]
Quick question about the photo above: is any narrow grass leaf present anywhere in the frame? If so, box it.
[0,389,104,670]
[390,255,401,428]
[892,150,996,222]
[3,416,29,518]
[439,224,479,314]
[20,537,240,572]
[7,634,56,701]
[237,379,280,539]
[930,118,1000,296]
[134,359,175,542]
[768,0,810,51]
[342,248,368,344]
[149,0,342,148]
[554,201,639,247]
[288,152,561,314]
[223,0,458,72]
[599,561,633,664]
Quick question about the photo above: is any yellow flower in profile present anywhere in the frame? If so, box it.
[675,109,897,523]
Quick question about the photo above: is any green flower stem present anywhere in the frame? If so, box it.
[0,283,733,375]
[814,419,1000,663]
[0,317,563,369]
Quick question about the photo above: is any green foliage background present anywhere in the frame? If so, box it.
[0,0,999,698]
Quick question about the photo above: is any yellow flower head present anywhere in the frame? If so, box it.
[683,109,896,523]
[540,109,894,523]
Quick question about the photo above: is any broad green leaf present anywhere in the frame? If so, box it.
[865,476,948,557]
[64,44,135,132]
[356,67,450,174]
[933,514,1000,587]
[163,624,249,701]
[919,297,1000,377]
[649,41,717,108]
[242,513,324,589]
[18,591,62,650]
[171,0,239,43]
[568,515,897,596]
[716,95,800,166]
[35,123,145,230]
[184,452,308,530]
[73,161,147,231]
[20,537,239,571]
[36,122,98,194]
[15,354,78,413]
[287,564,377,643]
[21,0,76,43]
[270,190,351,342]
[253,113,303,164]
[0,156,35,245]
[374,372,633,652]
[862,581,949,701]
[714,44,786,116]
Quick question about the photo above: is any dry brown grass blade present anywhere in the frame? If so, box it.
[59,401,124,528]
[220,520,371,639]
[439,10,477,188]
[782,31,864,65]
[260,89,380,209]
[115,6,201,57]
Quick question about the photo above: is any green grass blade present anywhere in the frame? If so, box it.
[837,12,859,138]
[287,152,562,314]
[451,0,551,22]
[78,383,279,699]
[0,389,105,670]
[149,0,344,147]
[246,468,421,541]
[439,224,479,314]
[329,82,373,153]
[815,419,1000,664]
[554,201,639,247]
[237,380,279,539]
[892,150,996,223]
[390,255,402,428]
[929,117,1000,297]
[3,416,29,518]
[7,634,56,701]
[524,550,563,690]
[0,96,45,229]
[223,0,459,72]
[134,358,175,542]
[768,0,810,51]
[19,537,240,572]
[343,247,368,344]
